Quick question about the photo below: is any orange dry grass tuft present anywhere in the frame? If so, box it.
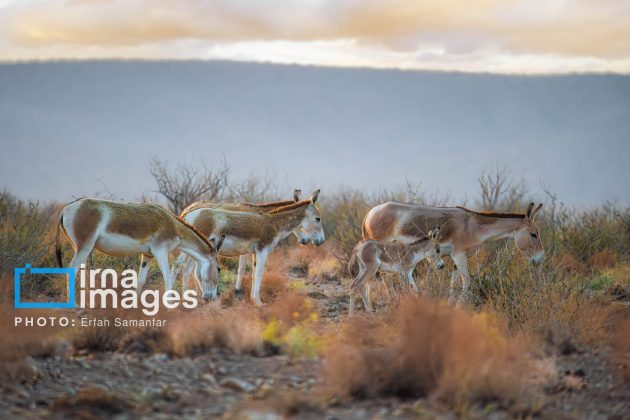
[167,304,265,356]
[324,296,547,411]
[230,272,288,304]
[591,249,618,271]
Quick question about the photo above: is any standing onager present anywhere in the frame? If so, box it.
[179,189,302,288]
[348,230,443,314]
[174,190,325,305]
[362,202,544,303]
[55,198,224,301]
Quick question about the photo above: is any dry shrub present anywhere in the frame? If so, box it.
[267,390,324,417]
[0,308,65,385]
[308,256,342,281]
[612,320,630,383]
[69,315,127,353]
[483,270,616,348]
[226,272,288,304]
[51,385,135,418]
[118,327,172,354]
[324,296,547,411]
[168,304,264,356]
[273,241,345,277]
[591,249,618,271]
[264,293,314,325]
[552,253,584,274]
[262,294,323,357]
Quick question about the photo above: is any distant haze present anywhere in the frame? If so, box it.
[0,60,629,207]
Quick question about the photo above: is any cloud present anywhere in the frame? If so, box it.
[1,0,629,73]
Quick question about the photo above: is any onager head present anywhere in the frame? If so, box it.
[295,189,325,246]
[513,203,544,265]
[195,235,225,301]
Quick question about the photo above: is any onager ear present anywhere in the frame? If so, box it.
[293,189,302,202]
[530,203,543,220]
[310,189,320,204]
[525,202,535,220]
[215,235,225,253]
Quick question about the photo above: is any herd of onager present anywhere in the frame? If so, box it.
[55,190,544,313]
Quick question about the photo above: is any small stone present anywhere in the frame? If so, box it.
[151,353,169,362]
[202,373,218,387]
[220,377,256,393]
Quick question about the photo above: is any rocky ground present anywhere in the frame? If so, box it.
[2,334,629,419]
[1,271,629,419]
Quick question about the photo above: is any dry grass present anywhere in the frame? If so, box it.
[119,327,173,355]
[167,304,265,357]
[51,385,135,418]
[0,307,66,385]
[324,296,549,412]
[221,271,288,306]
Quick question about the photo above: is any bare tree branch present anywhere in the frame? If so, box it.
[149,157,230,214]
[477,167,525,211]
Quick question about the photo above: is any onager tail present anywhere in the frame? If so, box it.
[347,247,359,276]
[55,212,64,268]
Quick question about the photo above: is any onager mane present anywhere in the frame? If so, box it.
[268,200,311,214]
[242,199,297,208]
[456,206,526,219]
[176,216,215,250]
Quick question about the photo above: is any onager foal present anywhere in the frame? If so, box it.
[362,202,544,303]
[55,198,224,301]
[348,229,442,314]
[175,190,325,305]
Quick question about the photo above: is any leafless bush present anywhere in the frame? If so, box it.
[225,168,281,202]
[0,190,50,274]
[477,167,527,211]
[149,157,230,214]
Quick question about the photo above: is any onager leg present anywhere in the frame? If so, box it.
[359,266,378,313]
[404,269,419,293]
[448,258,460,305]
[251,249,269,306]
[349,260,367,315]
[153,249,175,291]
[137,255,153,291]
[181,257,195,292]
[235,254,248,291]
[67,244,94,299]
[451,253,471,304]
[170,252,188,286]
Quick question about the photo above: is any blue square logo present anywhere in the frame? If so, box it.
[14,264,76,309]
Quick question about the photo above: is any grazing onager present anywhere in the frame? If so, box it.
[362,202,544,303]
[55,198,224,301]
[180,189,303,288]
[348,229,443,314]
[175,190,325,305]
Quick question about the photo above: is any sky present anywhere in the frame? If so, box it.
[1,0,630,74]
[1,61,629,208]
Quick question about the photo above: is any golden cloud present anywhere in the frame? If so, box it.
[2,0,630,60]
